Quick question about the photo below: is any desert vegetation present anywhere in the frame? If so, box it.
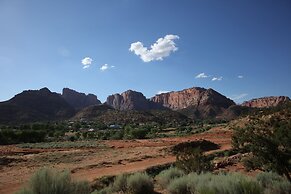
[16,168,90,194]
[232,105,291,181]
[0,119,219,145]
[88,168,291,194]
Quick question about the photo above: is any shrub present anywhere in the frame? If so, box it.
[167,175,190,194]
[91,186,113,194]
[90,175,115,192]
[127,128,149,139]
[188,173,262,194]
[145,163,172,177]
[256,172,284,187]
[175,147,213,174]
[0,129,47,145]
[15,168,90,194]
[15,188,34,194]
[156,167,185,189]
[256,172,291,194]
[166,172,263,194]
[111,174,128,192]
[172,140,220,154]
[126,172,154,194]
[264,181,291,194]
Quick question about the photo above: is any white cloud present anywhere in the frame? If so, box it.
[129,34,179,62]
[238,75,243,79]
[195,73,209,79]
[231,93,248,100]
[212,76,223,81]
[81,57,93,69]
[157,90,170,95]
[100,64,115,71]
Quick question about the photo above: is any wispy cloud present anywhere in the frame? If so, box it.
[231,93,248,100]
[238,75,243,79]
[195,73,209,79]
[100,64,115,71]
[212,76,223,81]
[81,57,93,69]
[129,34,179,62]
[157,90,170,95]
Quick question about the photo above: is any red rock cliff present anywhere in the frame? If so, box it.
[151,87,235,110]
[241,96,290,108]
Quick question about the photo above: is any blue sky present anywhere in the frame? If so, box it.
[0,0,291,103]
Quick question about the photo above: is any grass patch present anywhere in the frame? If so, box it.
[17,140,107,149]
[111,174,128,193]
[92,172,154,194]
[167,173,263,194]
[164,172,291,194]
[256,172,291,194]
[167,175,190,194]
[15,168,90,194]
[156,167,185,189]
[127,172,154,194]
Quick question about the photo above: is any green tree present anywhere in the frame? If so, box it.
[232,111,291,182]
[175,147,213,174]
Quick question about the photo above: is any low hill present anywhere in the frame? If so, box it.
[74,104,190,125]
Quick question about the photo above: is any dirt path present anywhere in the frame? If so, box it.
[0,127,232,194]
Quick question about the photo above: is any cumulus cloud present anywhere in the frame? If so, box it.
[100,64,115,71]
[195,73,209,79]
[157,90,170,95]
[212,76,223,81]
[231,93,248,100]
[129,34,179,62]
[81,57,93,69]
[238,75,243,79]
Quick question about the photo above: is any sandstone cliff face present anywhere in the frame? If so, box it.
[106,90,154,110]
[241,96,290,108]
[151,87,235,110]
[106,87,235,119]
[62,88,101,110]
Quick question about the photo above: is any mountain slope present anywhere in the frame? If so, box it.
[74,104,189,125]
[62,88,101,110]
[0,88,75,124]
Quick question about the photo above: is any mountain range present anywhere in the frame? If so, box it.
[0,87,289,124]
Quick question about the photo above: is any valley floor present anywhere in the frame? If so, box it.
[0,127,246,194]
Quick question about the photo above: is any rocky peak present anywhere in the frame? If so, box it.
[62,88,101,110]
[106,90,152,110]
[241,96,290,108]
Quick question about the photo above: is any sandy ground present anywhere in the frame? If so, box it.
[0,127,234,194]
